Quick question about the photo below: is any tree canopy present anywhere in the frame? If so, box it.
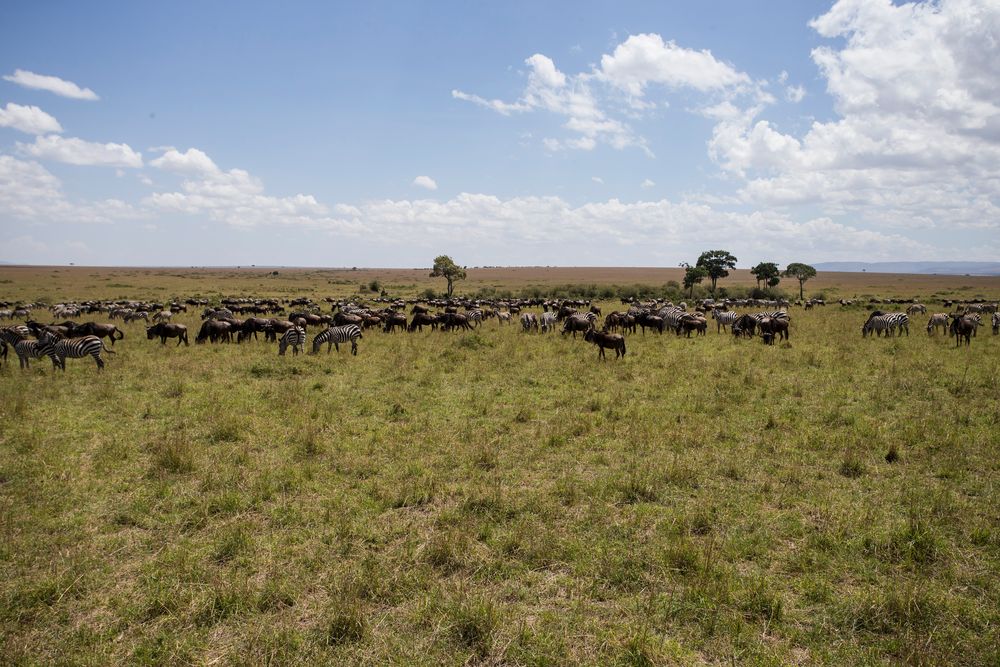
[784,262,817,300]
[695,250,738,295]
[682,265,709,298]
[429,255,467,298]
[750,262,781,289]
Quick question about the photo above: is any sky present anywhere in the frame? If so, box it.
[1,0,998,268]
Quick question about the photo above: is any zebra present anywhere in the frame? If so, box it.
[926,313,949,335]
[278,326,306,356]
[862,313,909,338]
[465,309,484,328]
[47,333,115,371]
[993,312,1000,335]
[520,312,538,332]
[907,303,927,316]
[13,337,58,370]
[656,306,688,331]
[311,324,362,355]
[751,310,790,323]
[710,308,739,333]
[539,311,557,333]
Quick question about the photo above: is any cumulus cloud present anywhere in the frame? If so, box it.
[412,175,438,190]
[0,155,139,223]
[18,135,143,167]
[707,0,1000,233]
[3,69,99,100]
[150,147,219,174]
[640,178,655,189]
[0,102,63,134]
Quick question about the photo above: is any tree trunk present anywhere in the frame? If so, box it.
[799,280,804,300]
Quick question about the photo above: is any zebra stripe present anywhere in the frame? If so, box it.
[311,324,362,356]
[49,334,113,371]
[520,312,538,331]
[862,313,909,338]
[539,312,557,332]
[278,326,307,356]
[751,310,790,323]
[710,309,739,333]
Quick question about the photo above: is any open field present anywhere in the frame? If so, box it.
[2,268,999,665]
[3,265,1000,303]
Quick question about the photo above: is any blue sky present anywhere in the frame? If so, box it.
[1,0,998,267]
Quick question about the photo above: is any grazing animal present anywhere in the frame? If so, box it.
[758,317,789,343]
[539,311,557,333]
[637,314,665,335]
[520,312,539,332]
[48,334,115,371]
[907,303,927,316]
[710,309,739,333]
[675,314,707,337]
[731,314,757,338]
[926,313,949,335]
[73,322,125,345]
[408,313,438,332]
[278,326,307,356]
[13,337,57,369]
[147,323,189,346]
[992,312,1000,335]
[950,315,976,347]
[440,312,473,332]
[862,312,909,338]
[383,312,408,333]
[196,319,233,344]
[152,310,173,323]
[583,329,626,360]
[311,324,362,355]
[561,313,596,338]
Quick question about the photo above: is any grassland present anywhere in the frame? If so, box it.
[1,267,999,665]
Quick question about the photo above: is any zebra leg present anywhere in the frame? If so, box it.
[351,340,357,356]
[93,352,105,370]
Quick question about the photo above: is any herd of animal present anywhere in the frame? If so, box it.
[0,294,997,371]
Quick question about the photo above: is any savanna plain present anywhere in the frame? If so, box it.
[1,266,999,666]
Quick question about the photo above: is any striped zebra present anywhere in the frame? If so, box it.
[710,308,739,333]
[752,310,790,323]
[465,309,484,327]
[520,312,538,332]
[13,337,58,370]
[278,326,306,356]
[47,334,115,371]
[862,312,909,338]
[926,313,949,335]
[992,312,1000,335]
[539,311,557,333]
[311,324,362,355]
[656,306,688,330]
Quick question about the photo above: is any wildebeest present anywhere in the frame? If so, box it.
[583,329,626,360]
[561,314,595,338]
[408,312,438,332]
[758,317,789,344]
[637,314,665,335]
[147,323,189,346]
[732,314,757,338]
[439,312,473,332]
[383,312,408,333]
[73,322,125,345]
[675,314,707,337]
[950,315,976,347]
[196,319,232,344]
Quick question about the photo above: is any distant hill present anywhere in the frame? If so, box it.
[813,261,1000,276]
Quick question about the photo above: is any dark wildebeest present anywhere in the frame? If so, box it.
[584,329,626,360]
[196,319,232,344]
[147,323,189,346]
[561,314,595,338]
[73,322,125,346]
[950,315,975,347]
[383,312,408,333]
[675,314,707,337]
[637,313,664,335]
[439,312,473,332]
[408,313,438,332]
[334,312,363,327]
[264,319,296,342]
[731,314,757,338]
[758,317,789,344]
[237,317,271,342]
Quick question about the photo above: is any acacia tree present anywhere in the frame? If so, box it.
[784,262,817,300]
[750,262,780,290]
[695,250,738,295]
[682,265,709,298]
[430,255,466,298]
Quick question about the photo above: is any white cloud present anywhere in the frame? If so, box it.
[0,155,140,223]
[150,147,219,174]
[0,102,63,134]
[596,33,751,96]
[3,69,99,100]
[591,176,604,184]
[706,0,1000,234]
[412,175,438,190]
[640,179,655,189]
[450,90,530,116]
[18,135,143,168]
[785,85,806,103]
